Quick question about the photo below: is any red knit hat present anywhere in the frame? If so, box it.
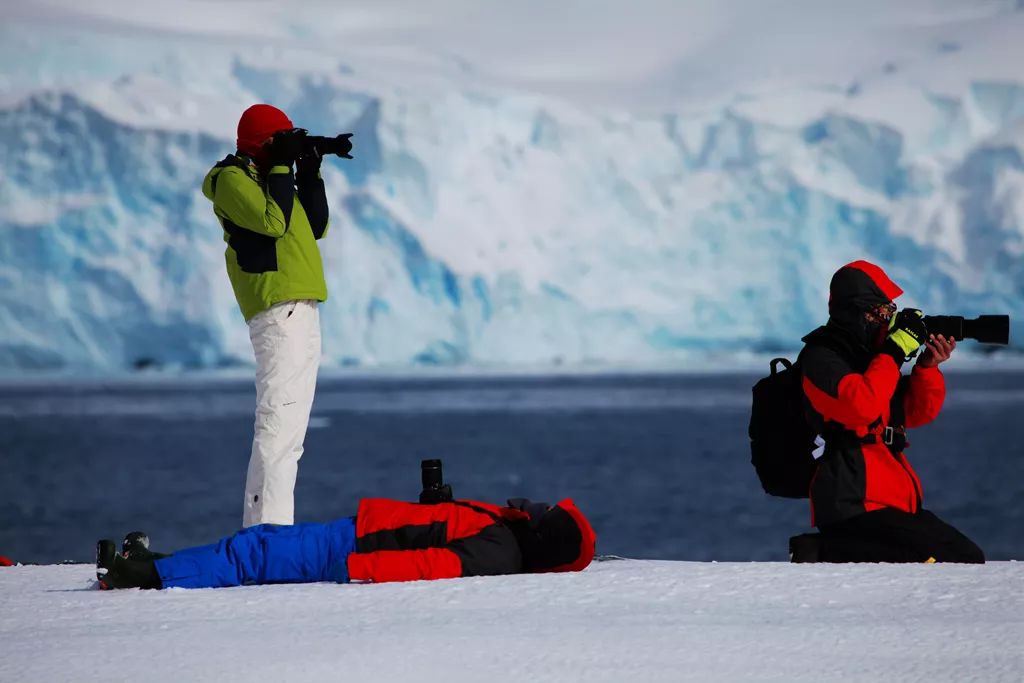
[236,104,294,158]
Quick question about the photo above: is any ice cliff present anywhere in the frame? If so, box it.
[1,1,1023,370]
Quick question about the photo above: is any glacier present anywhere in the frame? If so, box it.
[1,1,1023,371]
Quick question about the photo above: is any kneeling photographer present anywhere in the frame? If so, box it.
[790,260,994,563]
[200,104,353,530]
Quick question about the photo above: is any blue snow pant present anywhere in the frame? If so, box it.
[154,517,356,589]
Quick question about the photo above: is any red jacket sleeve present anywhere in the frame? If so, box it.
[347,548,463,583]
[803,348,902,430]
[903,364,945,428]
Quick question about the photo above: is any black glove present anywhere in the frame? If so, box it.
[882,308,929,366]
[295,145,323,176]
[265,128,307,167]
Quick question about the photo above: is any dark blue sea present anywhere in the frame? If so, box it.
[2,370,1022,564]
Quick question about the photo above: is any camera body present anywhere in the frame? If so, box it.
[419,459,453,504]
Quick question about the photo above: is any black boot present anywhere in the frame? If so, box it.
[789,533,822,563]
[96,540,162,590]
[121,531,169,561]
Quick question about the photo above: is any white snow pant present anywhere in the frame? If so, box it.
[243,299,321,527]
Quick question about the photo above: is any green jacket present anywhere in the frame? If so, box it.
[202,155,329,321]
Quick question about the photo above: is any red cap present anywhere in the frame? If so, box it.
[236,104,294,159]
[0,555,13,567]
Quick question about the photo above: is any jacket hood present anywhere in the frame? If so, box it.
[826,260,903,350]
[507,498,596,574]
[201,165,219,202]
[828,260,903,314]
[202,155,256,202]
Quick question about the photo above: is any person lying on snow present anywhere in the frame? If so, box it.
[95,497,596,590]
[790,260,984,564]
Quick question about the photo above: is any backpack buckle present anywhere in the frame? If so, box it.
[882,426,895,446]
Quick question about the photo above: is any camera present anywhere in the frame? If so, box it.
[271,128,353,160]
[419,459,453,504]
[923,315,1010,345]
[301,133,354,159]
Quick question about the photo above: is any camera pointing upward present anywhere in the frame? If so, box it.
[420,459,454,504]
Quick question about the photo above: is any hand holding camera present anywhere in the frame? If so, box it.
[266,128,307,167]
[265,129,355,168]
[918,334,957,368]
[881,310,1009,365]
[883,308,929,364]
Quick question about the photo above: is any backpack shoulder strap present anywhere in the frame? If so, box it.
[890,376,909,429]
[214,154,250,171]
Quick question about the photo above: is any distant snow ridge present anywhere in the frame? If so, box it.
[1,29,1023,370]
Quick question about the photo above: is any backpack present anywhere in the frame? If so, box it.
[748,357,822,498]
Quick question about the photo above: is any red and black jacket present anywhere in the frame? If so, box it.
[800,262,946,527]
[801,328,945,526]
[348,498,593,583]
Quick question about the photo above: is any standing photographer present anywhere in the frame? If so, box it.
[201,103,351,528]
[792,260,984,563]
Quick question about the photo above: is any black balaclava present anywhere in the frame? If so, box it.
[827,260,904,350]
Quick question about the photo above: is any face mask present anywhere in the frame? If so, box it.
[863,302,897,349]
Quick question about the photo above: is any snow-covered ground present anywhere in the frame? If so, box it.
[1,559,1021,682]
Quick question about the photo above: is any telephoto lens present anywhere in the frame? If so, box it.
[923,315,1010,345]
[304,133,354,159]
